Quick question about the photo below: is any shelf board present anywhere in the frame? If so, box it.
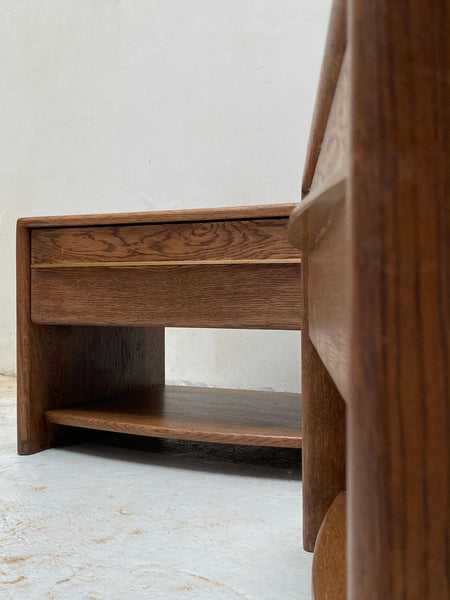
[45,385,302,448]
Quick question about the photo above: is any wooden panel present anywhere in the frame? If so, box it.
[302,0,347,195]
[288,172,346,249]
[18,221,165,455]
[308,183,350,402]
[31,219,300,266]
[294,55,351,401]
[312,492,346,600]
[299,334,346,552]
[289,179,346,551]
[45,385,302,448]
[349,1,450,598]
[31,264,302,330]
[296,9,349,553]
[18,203,297,230]
[311,52,350,190]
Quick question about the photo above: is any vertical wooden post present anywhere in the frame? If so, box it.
[301,250,346,552]
[349,0,450,597]
[300,0,347,552]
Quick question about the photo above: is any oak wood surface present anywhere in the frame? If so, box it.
[307,177,350,402]
[288,172,346,249]
[44,385,302,448]
[302,0,347,195]
[310,51,349,191]
[18,203,297,230]
[291,58,351,401]
[31,219,300,266]
[19,202,302,455]
[300,335,346,553]
[31,263,302,330]
[294,36,348,552]
[294,0,348,553]
[17,223,165,455]
[291,209,346,551]
[312,491,346,600]
[302,54,351,403]
[290,172,347,553]
[348,1,450,598]
[312,492,347,600]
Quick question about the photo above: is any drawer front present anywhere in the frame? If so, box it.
[31,219,300,266]
[31,217,301,330]
[31,263,302,330]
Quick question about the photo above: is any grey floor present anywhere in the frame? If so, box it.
[0,377,312,600]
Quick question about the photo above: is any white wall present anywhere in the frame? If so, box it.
[0,0,330,390]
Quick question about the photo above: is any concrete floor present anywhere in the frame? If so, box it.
[0,376,312,599]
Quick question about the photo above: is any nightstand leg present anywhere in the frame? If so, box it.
[302,336,346,551]
[17,224,165,455]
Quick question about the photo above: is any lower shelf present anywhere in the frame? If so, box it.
[45,384,302,448]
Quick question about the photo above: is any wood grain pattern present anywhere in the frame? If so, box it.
[303,60,351,402]
[31,264,302,330]
[349,1,450,598]
[288,172,346,249]
[302,0,347,195]
[307,180,350,402]
[312,492,346,600]
[291,166,348,551]
[31,219,300,265]
[45,385,302,448]
[289,172,350,399]
[310,52,349,190]
[17,222,165,455]
[295,250,347,555]
[18,203,297,230]
[294,54,348,555]
[296,0,348,555]
[19,203,302,456]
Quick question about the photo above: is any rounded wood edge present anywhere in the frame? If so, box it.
[302,0,347,195]
[312,491,346,600]
[288,172,347,249]
[44,411,303,448]
[17,204,298,229]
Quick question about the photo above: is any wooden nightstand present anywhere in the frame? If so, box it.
[17,204,302,455]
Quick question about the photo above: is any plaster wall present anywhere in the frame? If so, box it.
[0,0,330,391]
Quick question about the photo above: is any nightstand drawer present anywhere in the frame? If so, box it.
[19,203,302,457]
[31,219,299,266]
[30,218,302,330]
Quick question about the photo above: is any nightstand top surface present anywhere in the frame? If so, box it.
[18,203,297,229]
